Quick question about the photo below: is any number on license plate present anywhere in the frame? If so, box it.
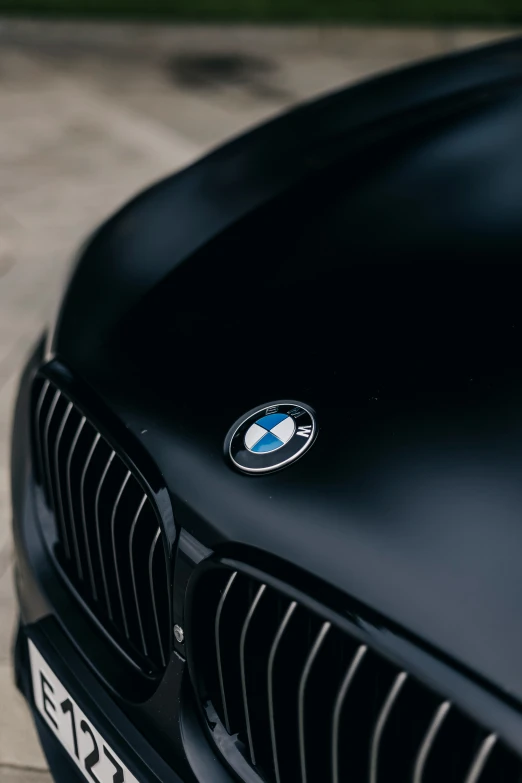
[29,641,139,783]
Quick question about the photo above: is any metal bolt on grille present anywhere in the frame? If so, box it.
[192,568,522,783]
[32,376,170,672]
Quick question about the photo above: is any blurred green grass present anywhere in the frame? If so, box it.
[1,0,521,23]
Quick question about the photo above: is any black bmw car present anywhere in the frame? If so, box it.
[11,36,522,783]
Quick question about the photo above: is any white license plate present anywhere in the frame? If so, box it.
[29,640,139,783]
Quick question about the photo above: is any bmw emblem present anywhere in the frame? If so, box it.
[226,401,317,474]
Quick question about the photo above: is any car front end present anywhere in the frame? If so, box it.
[12,37,522,783]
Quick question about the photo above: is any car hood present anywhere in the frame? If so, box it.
[53,38,522,705]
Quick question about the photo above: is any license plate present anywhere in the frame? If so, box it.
[29,640,139,783]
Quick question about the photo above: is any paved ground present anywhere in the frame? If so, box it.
[0,18,516,781]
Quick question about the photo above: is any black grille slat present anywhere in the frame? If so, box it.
[331,644,367,783]
[464,735,497,783]
[267,601,298,783]
[127,501,169,668]
[423,707,486,783]
[477,741,522,783]
[79,430,101,599]
[82,435,113,604]
[379,675,443,783]
[94,451,119,619]
[148,528,166,666]
[240,584,267,765]
[413,701,452,783]
[298,621,331,783]
[213,571,252,735]
[42,389,61,514]
[31,376,170,674]
[215,571,238,732]
[110,470,132,636]
[34,379,51,487]
[369,671,408,783]
[129,494,150,657]
[52,400,73,562]
[62,412,85,573]
[194,567,522,783]
[65,415,92,581]
[129,498,159,659]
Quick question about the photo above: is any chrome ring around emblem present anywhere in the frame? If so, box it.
[225,401,317,474]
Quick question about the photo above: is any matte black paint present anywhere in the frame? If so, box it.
[12,36,522,780]
[50,37,522,705]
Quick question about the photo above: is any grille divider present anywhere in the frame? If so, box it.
[239,584,267,766]
[53,401,73,561]
[215,571,238,733]
[267,601,297,783]
[412,700,451,783]
[149,528,167,668]
[331,644,368,783]
[369,671,408,783]
[298,621,330,783]
[65,416,87,575]
[464,734,497,783]
[129,494,149,657]
[95,451,116,617]
[79,431,101,600]
[35,380,50,491]
[42,389,61,513]
[111,470,132,637]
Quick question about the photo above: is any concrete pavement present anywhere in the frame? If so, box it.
[0,19,516,780]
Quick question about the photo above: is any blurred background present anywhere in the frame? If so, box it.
[0,2,518,782]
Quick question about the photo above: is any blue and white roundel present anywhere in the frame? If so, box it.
[226,402,317,474]
[244,412,296,453]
